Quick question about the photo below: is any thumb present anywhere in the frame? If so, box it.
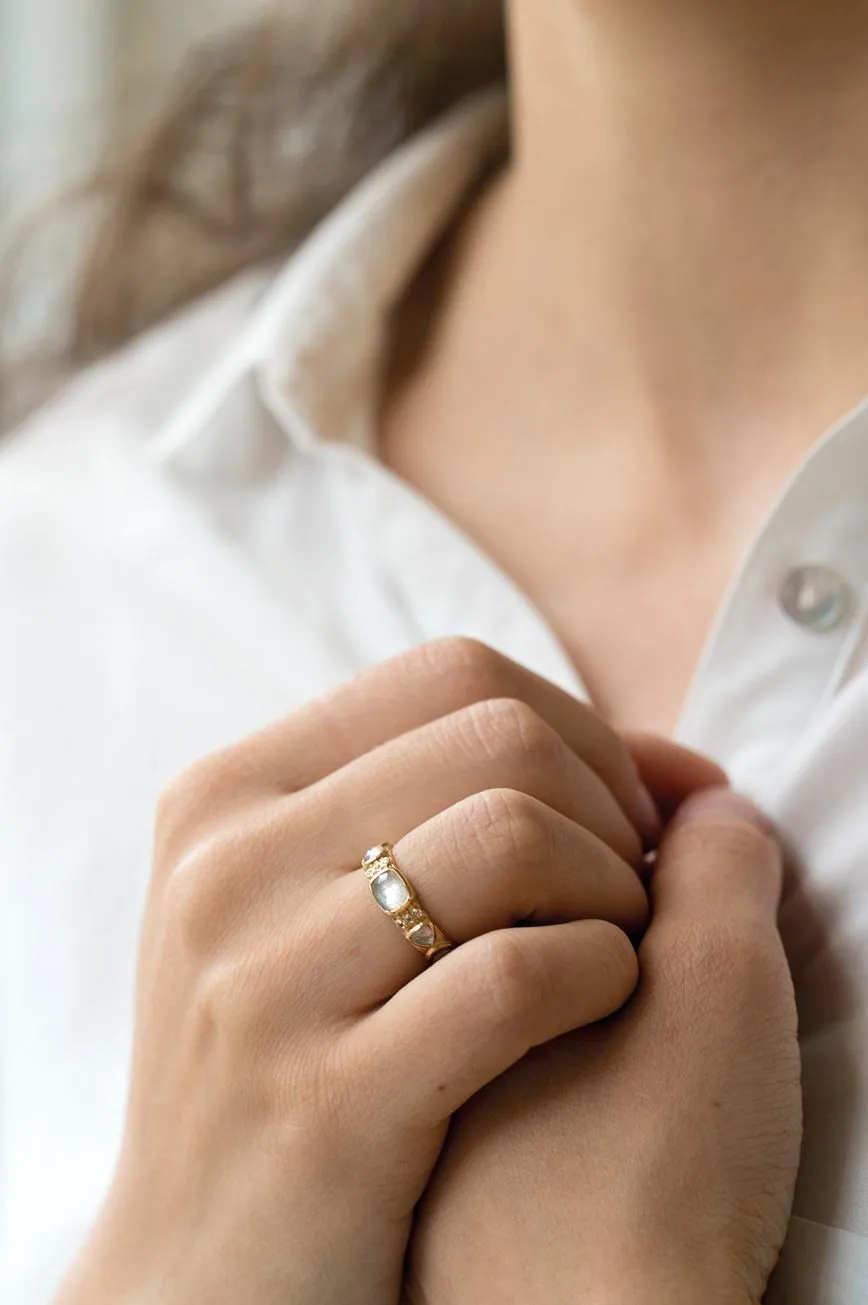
[649,788,783,934]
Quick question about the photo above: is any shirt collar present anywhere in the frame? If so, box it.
[255,88,508,456]
[146,89,508,469]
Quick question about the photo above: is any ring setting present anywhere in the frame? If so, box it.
[361,845,453,960]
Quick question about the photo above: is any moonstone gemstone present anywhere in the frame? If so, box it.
[371,870,410,913]
[408,922,436,949]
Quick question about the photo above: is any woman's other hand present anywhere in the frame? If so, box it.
[55,639,713,1305]
[408,788,802,1305]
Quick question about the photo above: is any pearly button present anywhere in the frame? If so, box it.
[779,564,853,633]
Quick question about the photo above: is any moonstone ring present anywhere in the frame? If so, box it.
[361,844,453,961]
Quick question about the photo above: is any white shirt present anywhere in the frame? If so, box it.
[2,91,867,1304]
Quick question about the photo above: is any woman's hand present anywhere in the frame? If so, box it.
[407,789,802,1305]
[56,639,714,1305]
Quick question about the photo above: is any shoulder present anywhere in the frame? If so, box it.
[1,266,274,490]
[0,266,284,796]
[0,264,278,630]
[0,264,275,616]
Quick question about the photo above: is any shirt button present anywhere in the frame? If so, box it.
[779,564,853,633]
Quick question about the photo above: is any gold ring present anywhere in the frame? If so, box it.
[361,844,453,961]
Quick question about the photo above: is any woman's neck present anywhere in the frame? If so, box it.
[381,0,868,729]
[388,0,868,530]
[501,0,868,475]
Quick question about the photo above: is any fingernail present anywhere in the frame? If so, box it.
[635,783,662,843]
[671,787,776,836]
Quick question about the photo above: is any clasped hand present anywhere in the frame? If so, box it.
[56,640,801,1305]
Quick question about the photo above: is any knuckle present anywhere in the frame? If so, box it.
[479,931,547,1030]
[421,636,511,702]
[465,697,559,769]
[473,787,552,873]
[191,938,318,1064]
[585,919,640,996]
[162,833,240,957]
[155,753,235,843]
[196,956,248,1028]
[193,954,274,1053]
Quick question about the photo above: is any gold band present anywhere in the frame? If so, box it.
[361,844,453,961]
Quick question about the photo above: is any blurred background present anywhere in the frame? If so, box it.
[0,0,258,421]
[0,0,505,429]
[0,0,251,221]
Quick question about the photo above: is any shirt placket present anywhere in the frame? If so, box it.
[676,400,868,796]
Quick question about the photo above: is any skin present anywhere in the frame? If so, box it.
[407,788,801,1305]
[54,639,671,1305]
[57,1,829,1300]
[55,640,797,1305]
[382,0,868,732]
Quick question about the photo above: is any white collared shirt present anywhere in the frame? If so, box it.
[2,92,867,1304]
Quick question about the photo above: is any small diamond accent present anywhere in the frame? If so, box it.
[398,906,423,924]
[408,922,437,950]
[362,845,388,868]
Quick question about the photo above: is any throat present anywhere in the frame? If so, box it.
[378,0,868,730]
[380,400,737,735]
[377,188,814,737]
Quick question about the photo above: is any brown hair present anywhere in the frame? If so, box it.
[2,2,505,427]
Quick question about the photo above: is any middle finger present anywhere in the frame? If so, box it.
[307,697,643,870]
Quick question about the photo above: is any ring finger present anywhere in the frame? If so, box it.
[317,788,648,1008]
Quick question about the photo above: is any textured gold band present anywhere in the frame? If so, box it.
[361,844,453,961]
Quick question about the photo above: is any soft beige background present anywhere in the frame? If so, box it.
[0,0,264,406]
[0,0,260,220]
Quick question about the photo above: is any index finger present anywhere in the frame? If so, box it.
[210,638,655,833]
